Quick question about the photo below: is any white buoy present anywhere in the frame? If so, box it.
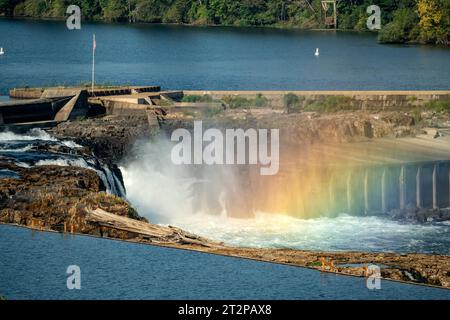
[0,47,4,56]
[315,48,320,57]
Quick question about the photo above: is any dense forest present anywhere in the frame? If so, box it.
[0,0,448,44]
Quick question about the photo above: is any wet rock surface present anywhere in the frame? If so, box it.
[52,115,160,164]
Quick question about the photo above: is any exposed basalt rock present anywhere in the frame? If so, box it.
[0,162,145,232]
[161,108,423,144]
[53,108,427,163]
[52,115,160,164]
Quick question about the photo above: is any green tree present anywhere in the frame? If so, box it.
[417,0,449,44]
[379,7,418,43]
[100,0,128,21]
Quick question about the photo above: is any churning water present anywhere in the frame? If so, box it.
[0,129,125,196]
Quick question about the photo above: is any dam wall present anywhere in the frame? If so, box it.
[324,161,450,217]
[0,97,71,125]
[184,90,450,111]
[9,86,161,100]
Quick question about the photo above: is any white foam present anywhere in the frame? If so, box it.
[35,158,115,194]
[0,145,33,152]
[170,212,450,254]
[0,129,56,142]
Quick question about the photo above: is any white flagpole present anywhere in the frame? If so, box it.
[92,34,96,94]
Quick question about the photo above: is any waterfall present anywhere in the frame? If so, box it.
[0,129,126,197]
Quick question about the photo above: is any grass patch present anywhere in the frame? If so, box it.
[222,95,254,109]
[203,107,223,118]
[181,94,214,103]
[254,93,269,107]
[283,93,303,112]
[412,108,423,125]
[424,98,450,113]
[307,261,323,267]
[222,93,269,109]
[159,99,174,107]
[304,96,355,113]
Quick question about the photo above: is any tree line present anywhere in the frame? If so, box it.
[0,0,448,44]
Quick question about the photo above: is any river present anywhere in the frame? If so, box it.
[0,225,449,300]
[0,18,449,96]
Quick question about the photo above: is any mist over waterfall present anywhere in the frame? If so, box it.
[121,138,196,224]
[121,137,237,224]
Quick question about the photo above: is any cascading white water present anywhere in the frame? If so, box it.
[121,138,198,224]
[0,129,125,197]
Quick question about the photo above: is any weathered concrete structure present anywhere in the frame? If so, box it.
[322,161,450,217]
[0,97,72,124]
[0,86,163,129]
[185,90,450,110]
[9,86,161,100]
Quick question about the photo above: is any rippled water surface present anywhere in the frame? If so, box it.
[0,19,449,93]
[0,225,449,300]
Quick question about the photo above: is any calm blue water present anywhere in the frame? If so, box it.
[0,18,449,95]
[0,225,448,300]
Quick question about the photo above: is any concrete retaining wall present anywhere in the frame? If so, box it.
[184,90,450,111]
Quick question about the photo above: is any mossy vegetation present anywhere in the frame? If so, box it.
[283,93,303,112]
[203,106,223,118]
[254,93,269,107]
[424,98,450,112]
[304,96,355,113]
[222,94,269,109]
[181,94,214,103]
[222,95,253,109]
[158,99,175,107]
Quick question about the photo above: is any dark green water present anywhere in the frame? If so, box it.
[0,18,449,95]
[0,225,449,300]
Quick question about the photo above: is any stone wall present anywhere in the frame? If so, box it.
[184,90,450,111]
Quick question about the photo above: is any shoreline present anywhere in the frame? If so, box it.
[0,15,366,32]
[1,222,449,291]
[1,16,447,48]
